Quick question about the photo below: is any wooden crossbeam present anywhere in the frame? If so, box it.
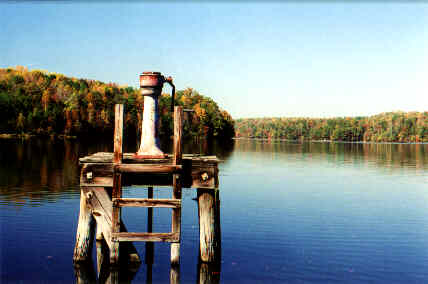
[115,164,182,174]
[112,232,179,242]
[112,198,181,208]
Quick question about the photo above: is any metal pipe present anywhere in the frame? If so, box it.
[164,76,175,114]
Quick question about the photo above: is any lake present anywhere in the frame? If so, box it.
[1,138,427,283]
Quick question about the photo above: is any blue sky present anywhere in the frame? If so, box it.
[1,2,427,118]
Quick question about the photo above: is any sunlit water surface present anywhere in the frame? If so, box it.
[0,138,427,283]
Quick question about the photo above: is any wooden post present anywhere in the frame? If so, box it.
[146,187,154,261]
[81,187,141,265]
[197,188,221,263]
[170,174,181,266]
[146,186,154,284]
[111,172,122,265]
[114,104,124,164]
[173,106,183,166]
[111,104,123,265]
[73,188,96,262]
[171,106,183,266]
[96,224,103,241]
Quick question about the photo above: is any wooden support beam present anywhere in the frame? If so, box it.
[170,174,182,266]
[113,198,181,208]
[111,232,179,242]
[80,163,114,187]
[79,155,218,189]
[81,187,141,264]
[173,106,183,166]
[197,188,221,263]
[110,172,122,265]
[115,164,182,174]
[171,106,183,266]
[113,104,124,164]
[146,186,154,267]
[73,188,96,263]
[96,223,103,241]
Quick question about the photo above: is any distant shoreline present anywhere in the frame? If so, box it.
[0,133,77,140]
[233,137,428,145]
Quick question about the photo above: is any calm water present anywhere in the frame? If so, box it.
[0,138,427,283]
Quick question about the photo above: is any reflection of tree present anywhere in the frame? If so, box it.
[234,140,428,173]
[0,137,235,206]
[0,138,85,205]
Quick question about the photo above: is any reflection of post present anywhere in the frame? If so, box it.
[73,188,95,262]
[146,186,154,284]
[96,239,110,283]
[197,188,221,263]
[73,260,97,284]
[106,268,119,284]
[197,262,221,284]
[170,265,180,284]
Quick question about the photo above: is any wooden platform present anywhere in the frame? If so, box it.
[79,152,219,189]
[74,105,222,274]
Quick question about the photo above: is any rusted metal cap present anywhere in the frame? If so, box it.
[140,72,164,89]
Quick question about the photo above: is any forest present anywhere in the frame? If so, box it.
[235,112,428,143]
[0,66,235,139]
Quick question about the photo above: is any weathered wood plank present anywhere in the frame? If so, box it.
[81,187,141,264]
[189,166,218,189]
[79,153,218,188]
[73,188,95,263]
[80,163,114,187]
[171,107,183,266]
[115,164,182,174]
[111,232,179,242]
[79,153,219,164]
[146,187,154,267]
[113,104,124,164]
[80,163,217,188]
[110,172,122,264]
[173,106,183,166]
[113,198,181,208]
[198,188,221,263]
[171,174,182,266]
[82,187,113,249]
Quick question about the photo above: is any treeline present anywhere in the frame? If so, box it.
[0,66,234,139]
[235,112,428,143]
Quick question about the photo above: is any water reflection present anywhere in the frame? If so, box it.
[197,262,221,284]
[73,239,221,284]
[234,139,428,173]
[2,137,428,283]
[1,137,425,206]
[0,137,235,206]
[0,138,425,206]
[0,138,81,206]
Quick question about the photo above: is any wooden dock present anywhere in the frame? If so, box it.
[73,105,222,273]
